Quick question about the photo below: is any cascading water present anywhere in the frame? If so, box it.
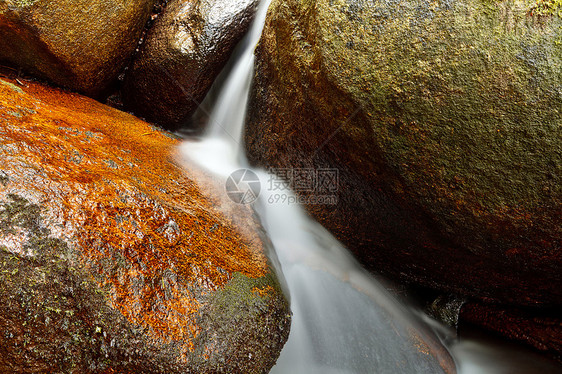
[180,1,562,373]
[182,1,452,372]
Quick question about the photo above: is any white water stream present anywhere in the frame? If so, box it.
[180,1,562,373]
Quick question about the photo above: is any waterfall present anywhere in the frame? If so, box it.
[179,0,562,373]
[181,1,451,372]
[180,0,268,176]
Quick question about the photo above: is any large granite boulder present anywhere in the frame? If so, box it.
[245,0,562,308]
[0,76,290,373]
[0,0,157,97]
[123,0,259,130]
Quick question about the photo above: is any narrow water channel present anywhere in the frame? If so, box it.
[179,1,562,372]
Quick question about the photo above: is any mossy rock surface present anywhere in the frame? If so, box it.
[0,76,290,373]
[246,0,562,307]
[0,0,157,96]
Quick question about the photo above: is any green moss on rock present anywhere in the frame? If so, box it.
[0,80,24,94]
[246,0,562,306]
[529,0,562,16]
[5,0,40,7]
[190,272,291,373]
[213,272,283,313]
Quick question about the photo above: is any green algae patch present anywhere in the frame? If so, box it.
[0,79,23,94]
[191,271,291,373]
[3,0,41,7]
[213,272,283,310]
[529,0,562,16]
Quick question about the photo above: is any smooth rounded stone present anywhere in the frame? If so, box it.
[245,0,562,308]
[122,0,259,130]
[0,76,290,373]
[0,0,157,97]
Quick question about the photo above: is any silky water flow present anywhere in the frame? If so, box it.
[179,1,562,372]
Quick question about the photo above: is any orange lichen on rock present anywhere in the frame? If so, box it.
[251,285,275,298]
[0,76,269,351]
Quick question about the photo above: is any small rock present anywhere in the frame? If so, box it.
[123,0,259,130]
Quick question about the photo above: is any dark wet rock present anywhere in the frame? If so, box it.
[426,295,467,330]
[0,76,290,373]
[460,301,562,363]
[245,0,562,309]
[0,0,157,97]
[122,0,259,130]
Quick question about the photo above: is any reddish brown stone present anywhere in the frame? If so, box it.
[460,302,562,363]
[123,0,259,130]
[0,0,157,97]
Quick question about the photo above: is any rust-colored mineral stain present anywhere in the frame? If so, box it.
[408,327,456,374]
[0,76,268,350]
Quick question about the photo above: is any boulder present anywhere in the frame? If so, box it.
[123,0,259,130]
[245,0,562,308]
[0,76,290,373]
[0,0,157,97]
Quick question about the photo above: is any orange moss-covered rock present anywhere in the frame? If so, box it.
[0,76,290,373]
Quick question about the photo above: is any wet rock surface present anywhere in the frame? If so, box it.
[0,0,157,97]
[0,76,290,373]
[123,0,259,130]
[246,0,562,308]
[459,301,562,363]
